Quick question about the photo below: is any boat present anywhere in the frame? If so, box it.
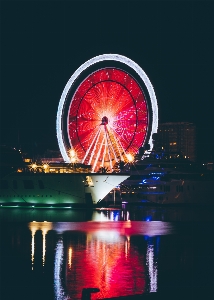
[0,171,129,208]
[0,146,129,208]
[1,146,213,207]
[103,152,214,206]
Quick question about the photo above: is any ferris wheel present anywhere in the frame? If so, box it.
[56,54,158,173]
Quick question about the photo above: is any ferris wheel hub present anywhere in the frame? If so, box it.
[101,116,108,125]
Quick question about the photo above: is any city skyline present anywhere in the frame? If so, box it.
[0,1,213,161]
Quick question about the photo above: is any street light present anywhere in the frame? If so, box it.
[68,148,77,171]
[126,153,134,163]
[43,163,49,173]
[30,163,37,173]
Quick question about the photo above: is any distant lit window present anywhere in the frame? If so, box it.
[24,158,31,163]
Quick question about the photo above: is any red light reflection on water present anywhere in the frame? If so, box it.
[53,221,171,299]
[66,233,145,299]
[52,221,172,299]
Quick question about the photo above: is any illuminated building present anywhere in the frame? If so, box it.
[157,122,196,161]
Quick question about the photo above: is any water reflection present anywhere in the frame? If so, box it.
[91,209,130,222]
[146,237,159,292]
[55,231,146,299]
[2,205,214,222]
[29,221,53,269]
[54,239,68,300]
[28,220,173,299]
[2,206,213,300]
[68,247,72,270]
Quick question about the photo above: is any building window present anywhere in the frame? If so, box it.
[179,186,183,192]
[164,186,170,192]
[13,180,18,189]
[38,180,44,189]
[23,180,34,189]
[0,180,8,189]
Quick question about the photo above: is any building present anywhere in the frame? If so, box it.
[157,122,196,161]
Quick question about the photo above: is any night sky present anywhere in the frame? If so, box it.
[0,0,214,161]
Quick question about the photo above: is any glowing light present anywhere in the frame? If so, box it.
[29,222,53,269]
[69,149,75,158]
[126,153,134,162]
[68,247,72,269]
[56,54,158,168]
[70,157,76,163]
[43,163,49,171]
[31,163,37,170]
[68,148,78,164]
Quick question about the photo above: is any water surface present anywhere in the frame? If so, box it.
[1,205,214,299]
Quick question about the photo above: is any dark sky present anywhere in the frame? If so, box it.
[0,0,214,160]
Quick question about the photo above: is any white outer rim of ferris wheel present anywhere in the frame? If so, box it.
[56,54,158,163]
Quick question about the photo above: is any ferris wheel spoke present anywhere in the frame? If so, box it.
[104,126,114,171]
[111,82,124,102]
[109,126,133,162]
[92,135,105,173]
[82,126,102,164]
[108,122,133,150]
[101,142,107,167]
[108,138,119,163]
[113,100,135,118]
[88,129,102,166]
[105,126,121,163]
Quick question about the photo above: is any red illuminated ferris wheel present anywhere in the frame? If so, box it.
[56,54,158,172]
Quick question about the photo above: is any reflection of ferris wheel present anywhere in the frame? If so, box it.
[57,54,158,172]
